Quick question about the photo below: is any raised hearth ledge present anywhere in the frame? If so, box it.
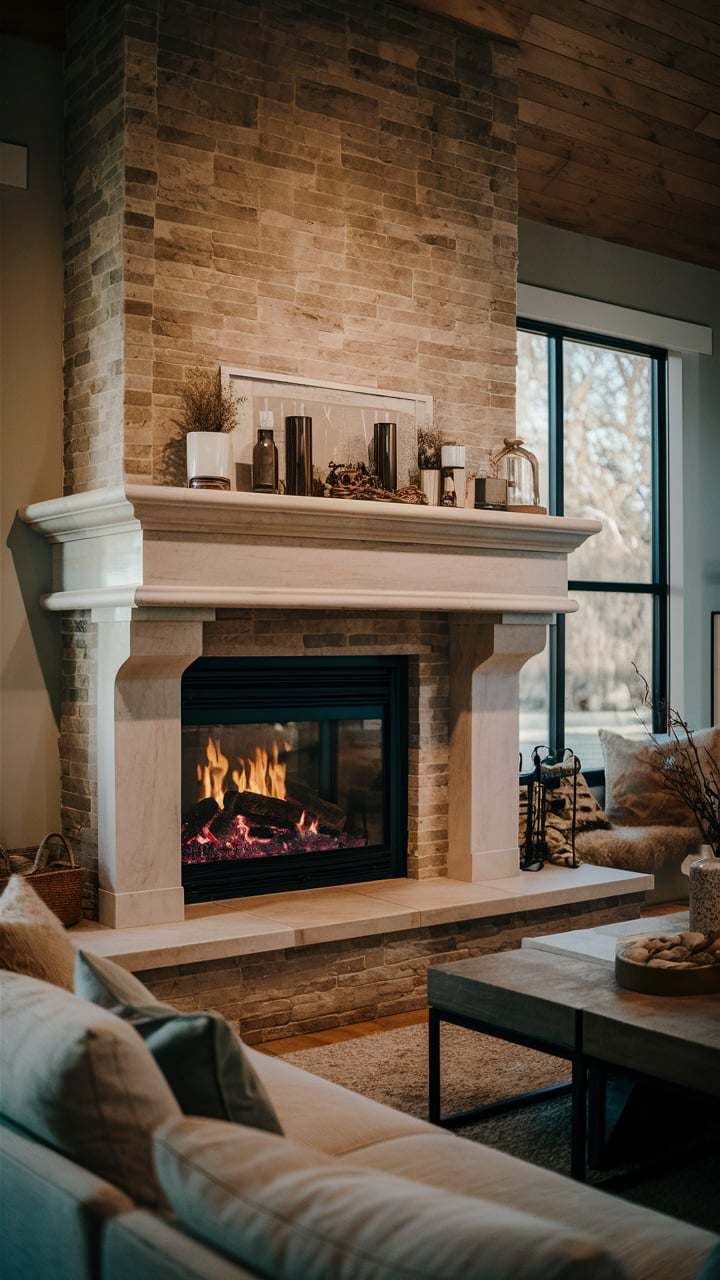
[69,865,653,972]
[20,484,601,615]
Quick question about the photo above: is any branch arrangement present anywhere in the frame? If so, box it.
[634,666,720,855]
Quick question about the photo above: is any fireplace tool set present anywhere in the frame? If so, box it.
[519,747,582,872]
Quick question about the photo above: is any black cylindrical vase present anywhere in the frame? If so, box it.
[285,416,313,495]
[374,421,397,491]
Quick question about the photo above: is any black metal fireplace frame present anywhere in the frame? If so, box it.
[181,655,408,900]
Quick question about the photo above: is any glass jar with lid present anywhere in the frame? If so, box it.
[491,438,542,510]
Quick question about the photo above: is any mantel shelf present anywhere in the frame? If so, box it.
[20,484,600,616]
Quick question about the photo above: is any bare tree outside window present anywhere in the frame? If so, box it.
[517,328,664,773]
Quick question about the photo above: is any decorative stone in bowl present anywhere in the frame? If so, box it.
[615,930,720,996]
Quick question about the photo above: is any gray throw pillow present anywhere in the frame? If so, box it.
[154,1117,626,1280]
[0,970,181,1206]
[75,950,282,1134]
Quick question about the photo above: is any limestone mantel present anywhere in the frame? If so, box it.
[21,486,600,928]
[21,484,599,614]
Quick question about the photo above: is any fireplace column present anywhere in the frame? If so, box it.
[448,614,549,882]
[94,609,209,927]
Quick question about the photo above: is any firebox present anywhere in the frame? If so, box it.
[181,656,408,900]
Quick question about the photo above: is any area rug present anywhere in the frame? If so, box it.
[280,1021,720,1234]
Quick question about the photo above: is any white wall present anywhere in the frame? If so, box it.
[0,36,64,847]
[518,218,720,730]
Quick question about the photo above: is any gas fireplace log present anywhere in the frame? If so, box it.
[286,783,347,833]
[230,791,306,828]
[182,797,220,838]
[208,796,242,841]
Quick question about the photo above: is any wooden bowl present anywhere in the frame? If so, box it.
[615,939,720,997]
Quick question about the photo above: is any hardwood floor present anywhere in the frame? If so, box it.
[257,1008,427,1056]
[256,899,687,1056]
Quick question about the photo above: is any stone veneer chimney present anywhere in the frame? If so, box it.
[59,0,522,918]
[63,0,519,490]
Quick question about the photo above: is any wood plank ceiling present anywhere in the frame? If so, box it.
[414,0,720,270]
[3,0,719,270]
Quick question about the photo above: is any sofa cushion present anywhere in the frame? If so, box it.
[0,874,76,989]
[153,1116,626,1280]
[344,1132,719,1280]
[599,726,720,828]
[247,1044,436,1155]
[75,949,282,1134]
[0,970,181,1207]
[102,1210,255,1280]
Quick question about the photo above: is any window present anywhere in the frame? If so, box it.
[516,321,668,776]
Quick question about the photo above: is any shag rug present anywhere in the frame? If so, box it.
[280,1021,720,1234]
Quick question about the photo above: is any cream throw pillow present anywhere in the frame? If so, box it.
[599,726,720,828]
[0,970,181,1207]
[0,873,76,989]
[154,1117,625,1280]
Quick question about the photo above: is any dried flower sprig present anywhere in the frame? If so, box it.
[173,367,241,435]
[634,665,720,855]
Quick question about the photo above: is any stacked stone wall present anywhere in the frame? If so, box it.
[140,893,644,1044]
[59,614,98,916]
[63,0,518,491]
[63,0,127,492]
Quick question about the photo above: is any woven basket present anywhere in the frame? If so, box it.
[0,833,84,927]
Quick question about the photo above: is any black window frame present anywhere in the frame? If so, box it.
[517,318,669,783]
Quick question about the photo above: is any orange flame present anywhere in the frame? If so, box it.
[197,735,289,805]
[197,737,229,805]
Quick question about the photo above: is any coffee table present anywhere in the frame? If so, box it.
[427,912,720,1180]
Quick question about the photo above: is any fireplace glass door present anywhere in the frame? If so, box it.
[181,657,408,899]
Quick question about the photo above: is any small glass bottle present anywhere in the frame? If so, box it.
[440,470,457,507]
[252,411,278,493]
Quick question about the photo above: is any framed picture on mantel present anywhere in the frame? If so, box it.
[707,611,712,727]
[221,366,433,494]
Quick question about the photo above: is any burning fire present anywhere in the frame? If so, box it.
[183,730,355,864]
[197,735,289,805]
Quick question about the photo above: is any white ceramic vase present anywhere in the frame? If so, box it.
[186,431,232,490]
[688,846,720,935]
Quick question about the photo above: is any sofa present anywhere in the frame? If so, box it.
[1,961,719,1280]
[1,874,720,1280]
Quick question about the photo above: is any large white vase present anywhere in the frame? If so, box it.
[186,432,232,490]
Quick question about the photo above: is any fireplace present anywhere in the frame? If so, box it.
[181,657,408,900]
[19,484,599,927]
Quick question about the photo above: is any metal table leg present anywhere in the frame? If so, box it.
[428,1005,442,1124]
